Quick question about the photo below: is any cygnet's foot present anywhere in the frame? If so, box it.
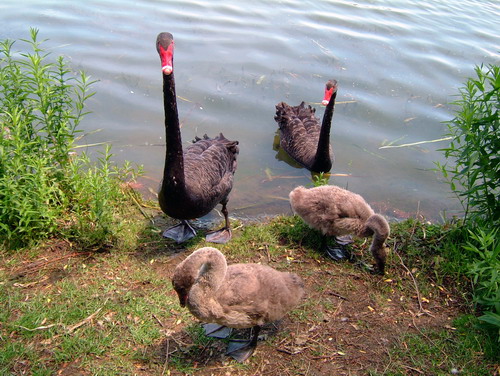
[325,245,351,261]
[202,323,232,339]
[205,227,232,244]
[355,260,376,273]
[162,221,196,243]
[225,339,257,362]
[335,235,354,245]
[369,263,385,276]
[351,259,385,275]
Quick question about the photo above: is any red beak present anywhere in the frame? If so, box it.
[159,41,174,75]
[322,87,334,106]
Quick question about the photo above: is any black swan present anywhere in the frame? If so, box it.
[274,80,338,173]
[156,32,239,244]
[172,247,305,362]
[289,185,390,274]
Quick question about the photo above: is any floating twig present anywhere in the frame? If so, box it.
[263,195,289,202]
[379,137,452,149]
[73,142,108,149]
[309,100,357,105]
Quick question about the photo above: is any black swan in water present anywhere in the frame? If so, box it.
[172,247,305,362]
[274,80,337,173]
[156,32,239,244]
[289,185,390,275]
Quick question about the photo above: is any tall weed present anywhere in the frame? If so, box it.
[0,29,141,249]
[436,64,500,341]
[463,228,500,340]
[436,64,499,229]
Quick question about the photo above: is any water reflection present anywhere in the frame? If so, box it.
[272,131,304,170]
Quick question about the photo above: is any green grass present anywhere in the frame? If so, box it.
[374,315,498,376]
[0,247,177,375]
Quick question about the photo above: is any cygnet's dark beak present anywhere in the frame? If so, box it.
[178,293,188,308]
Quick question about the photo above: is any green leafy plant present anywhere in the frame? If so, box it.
[311,172,329,187]
[464,228,500,340]
[0,29,141,249]
[436,64,499,229]
[62,146,142,246]
[436,64,500,342]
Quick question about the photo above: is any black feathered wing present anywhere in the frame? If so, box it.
[180,133,239,217]
[274,102,332,170]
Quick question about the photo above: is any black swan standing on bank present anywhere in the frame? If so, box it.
[274,80,337,173]
[156,32,239,244]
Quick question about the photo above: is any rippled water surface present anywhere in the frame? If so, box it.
[2,0,499,221]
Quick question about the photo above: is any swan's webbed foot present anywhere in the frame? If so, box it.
[324,235,356,261]
[225,326,261,362]
[202,323,232,339]
[325,245,351,261]
[324,235,386,274]
[355,260,379,274]
[207,202,232,244]
[225,339,257,362]
[336,235,353,246]
[368,263,385,275]
[162,220,196,243]
[205,227,232,244]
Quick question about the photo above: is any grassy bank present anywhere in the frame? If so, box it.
[1,209,499,375]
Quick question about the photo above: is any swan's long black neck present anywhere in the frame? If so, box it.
[312,89,336,172]
[161,71,186,189]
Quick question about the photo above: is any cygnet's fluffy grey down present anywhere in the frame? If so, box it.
[289,185,390,274]
[172,247,305,361]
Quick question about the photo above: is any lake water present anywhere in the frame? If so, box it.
[1,0,499,223]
